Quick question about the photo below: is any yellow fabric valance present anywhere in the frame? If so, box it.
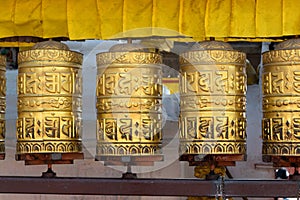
[0,0,299,43]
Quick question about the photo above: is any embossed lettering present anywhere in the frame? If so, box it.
[26,73,38,94]
[45,73,60,93]
[237,118,246,139]
[263,73,272,94]
[142,118,153,140]
[119,119,132,140]
[97,74,105,96]
[216,117,228,139]
[142,74,160,95]
[44,117,60,138]
[61,73,73,93]
[199,117,214,139]
[262,118,271,140]
[74,117,81,138]
[105,119,117,140]
[186,117,197,139]
[198,71,212,92]
[25,118,35,139]
[293,118,300,140]
[293,71,300,93]
[105,73,116,95]
[215,71,228,93]
[97,119,104,140]
[118,73,131,95]
[272,118,283,141]
[186,72,197,93]
[74,70,82,94]
[17,119,23,139]
[61,117,73,138]
[18,74,25,94]
[236,72,246,93]
[0,75,5,96]
[271,72,284,94]
[197,97,209,108]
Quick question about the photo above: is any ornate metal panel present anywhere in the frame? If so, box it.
[96,44,163,161]
[16,41,83,154]
[262,39,300,156]
[179,41,247,155]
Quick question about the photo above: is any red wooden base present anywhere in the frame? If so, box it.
[263,155,300,167]
[15,153,84,165]
[95,155,164,166]
[180,154,246,166]
[0,153,5,160]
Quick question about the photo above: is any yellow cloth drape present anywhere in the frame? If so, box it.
[0,0,299,44]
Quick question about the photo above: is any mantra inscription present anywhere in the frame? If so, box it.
[262,45,300,156]
[17,43,83,154]
[0,55,5,154]
[179,42,247,155]
[96,51,163,157]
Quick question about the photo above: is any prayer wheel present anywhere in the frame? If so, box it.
[96,44,163,164]
[16,41,83,154]
[179,41,247,156]
[262,39,300,156]
[0,55,5,154]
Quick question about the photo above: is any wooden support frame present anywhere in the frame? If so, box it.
[15,153,84,165]
[95,155,164,166]
[0,177,297,198]
[180,154,246,166]
[263,155,300,167]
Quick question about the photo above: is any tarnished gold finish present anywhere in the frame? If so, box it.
[262,39,300,156]
[179,41,247,155]
[96,44,163,160]
[0,55,5,154]
[16,41,83,154]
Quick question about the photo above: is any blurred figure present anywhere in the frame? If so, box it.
[275,168,289,179]
[275,168,289,200]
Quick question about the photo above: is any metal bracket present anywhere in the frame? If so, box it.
[41,164,56,178]
[215,177,225,200]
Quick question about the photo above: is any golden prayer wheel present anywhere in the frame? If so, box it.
[262,39,300,156]
[179,41,247,156]
[0,55,5,154]
[96,44,163,164]
[16,41,83,154]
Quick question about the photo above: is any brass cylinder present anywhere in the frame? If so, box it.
[179,41,247,155]
[16,41,83,154]
[96,44,162,159]
[262,39,300,156]
[0,55,5,154]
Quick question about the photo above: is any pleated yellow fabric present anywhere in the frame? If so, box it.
[153,0,180,36]
[97,0,123,39]
[67,0,101,39]
[14,0,42,37]
[122,0,153,37]
[283,0,300,35]
[230,0,256,37]
[0,1,17,38]
[205,0,231,37]
[1,0,300,44]
[180,0,207,40]
[256,0,283,37]
[42,0,68,38]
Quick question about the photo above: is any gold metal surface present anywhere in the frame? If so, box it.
[16,41,83,154]
[262,39,300,156]
[96,44,163,160]
[0,55,5,154]
[179,41,247,155]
